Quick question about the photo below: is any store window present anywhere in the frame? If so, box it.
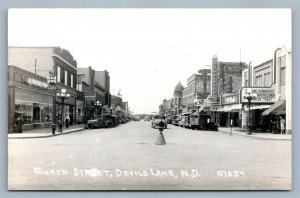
[15,101,33,124]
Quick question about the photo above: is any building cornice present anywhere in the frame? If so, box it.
[52,54,77,71]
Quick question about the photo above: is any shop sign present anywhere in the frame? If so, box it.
[222,94,239,105]
[240,87,275,103]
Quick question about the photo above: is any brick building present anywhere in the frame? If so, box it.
[8,46,78,126]
[8,66,54,133]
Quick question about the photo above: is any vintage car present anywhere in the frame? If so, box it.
[173,116,182,126]
[189,112,218,131]
[178,115,190,128]
[85,115,118,129]
[151,115,167,129]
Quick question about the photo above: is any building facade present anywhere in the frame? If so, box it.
[8,66,54,133]
[261,46,292,134]
[76,66,111,119]
[172,82,184,115]
[207,55,247,127]
[8,46,78,126]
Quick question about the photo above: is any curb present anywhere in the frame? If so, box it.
[218,129,291,141]
[8,128,85,139]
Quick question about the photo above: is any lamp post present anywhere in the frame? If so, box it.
[195,101,201,128]
[47,71,56,134]
[244,89,257,135]
[56,88,70,132]
[95,100,102,116]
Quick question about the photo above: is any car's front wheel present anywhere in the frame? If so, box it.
[88,123,94,129]
[106,122,113,128]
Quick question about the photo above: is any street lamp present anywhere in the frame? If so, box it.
[95,100,102,116]
[244,89,257,135]
[195,101,201,128]
[56,88,70,132]
[48,71,57,134]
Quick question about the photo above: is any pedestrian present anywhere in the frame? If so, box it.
[65,114,70,129]
[16,115,23,133]
[279,116,286,134]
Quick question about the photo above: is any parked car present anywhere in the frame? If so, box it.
[178,115,190,128]
[85,115,118,129]
[202,122,218,131]
[174,116,182,126]
[151,115,167,129]
[166,116,173,124]
[169,115,178,125]
[189,112,218,131]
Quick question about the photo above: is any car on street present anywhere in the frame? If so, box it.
[85,115,118,129]
[178,115,190,128]
[173,115,182,126]
[189,112,218,131]
[202,121,218,131]
[151,115,167,129]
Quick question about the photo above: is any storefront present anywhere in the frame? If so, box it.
[8,65,54,132]
[219,93,241,127]
[262,100,286,133]
[240,87,275,132]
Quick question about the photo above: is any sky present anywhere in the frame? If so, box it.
[8,9,291,114]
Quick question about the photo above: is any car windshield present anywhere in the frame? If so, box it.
[154,115,165,119]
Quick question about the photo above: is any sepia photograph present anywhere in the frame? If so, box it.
[7,8,292,190]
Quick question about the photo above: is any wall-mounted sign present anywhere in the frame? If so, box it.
[222,94,239,105]
[240,87,275,103]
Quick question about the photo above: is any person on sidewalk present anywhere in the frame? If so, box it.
[279,116,286,134]
[65,114,70,129]
[15,116,24,133]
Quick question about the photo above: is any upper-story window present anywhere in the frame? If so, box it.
[264,72,271,87]
[255,75,262,87]
[71,74,74,88]
[280,55,286,85]
[57,66,61,83]
[65,70,68,85]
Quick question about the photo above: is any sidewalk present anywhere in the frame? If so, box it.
[218,127,291,141]
[8,124,85,139]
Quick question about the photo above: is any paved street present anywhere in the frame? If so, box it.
[8,120,291,190]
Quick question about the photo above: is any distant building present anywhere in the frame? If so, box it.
[172,82,184,115]
[181,69,211,113]
[159,99,172,115]
[77,66,111,119]
[122,101,129,113]
[111,95,123,114]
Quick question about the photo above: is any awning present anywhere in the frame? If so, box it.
[262,100,285,116]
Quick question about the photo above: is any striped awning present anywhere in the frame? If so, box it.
[262,100,285,116]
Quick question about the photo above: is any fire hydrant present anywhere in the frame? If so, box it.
[52,123,56,135]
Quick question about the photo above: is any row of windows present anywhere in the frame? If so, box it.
[255,72,271,87]
[57,66,75,88]
[14,73,49,89]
